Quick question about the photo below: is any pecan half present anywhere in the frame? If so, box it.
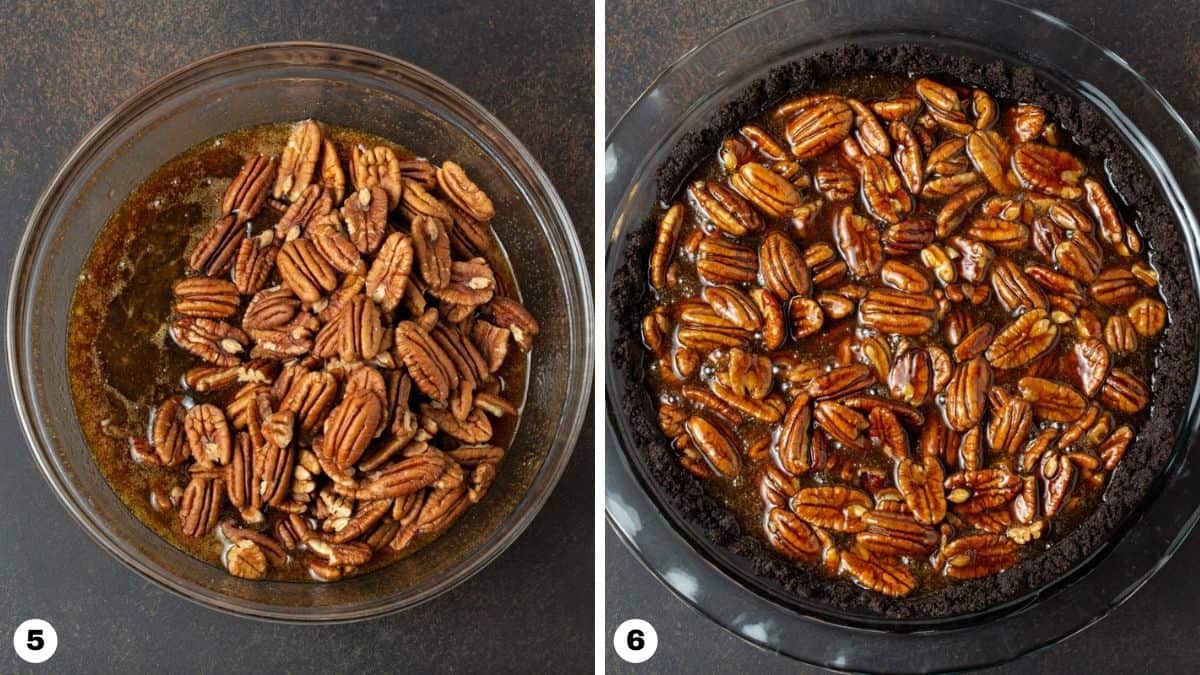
[322,390,384,469]
[180,475,224,537]
[791,486,871,532]
[649,203,682,290]
[915,78,971,134]
[430,259,496,307]
[151,397,190,467]
[697,235,758,285]
[964,217,1029,251]
[233,230,280,296]
[1055,235,1103,283]
[222,154,276,224]
[889,349,932,406]
[882,219,936,255]
[765,508,822,560]
[277,238,338,303]
[1090,267,1141,307]
[684,414,742,477]
[484,296,539,352]
[319,139,346,202]
[856,154,913,224]
[1128,297,1168,337]
[896,456,947,525]
[225,539,269,579]
[990,257,1048,313]
[400,179,450,224]
[309,222,363,275]
[858,288,936,336]
[185,403,232,466]
[689,180,762,236]
[788,297,824,340]
[437,160,494,222]
[880,260,931,294]
[702,286,762,332]
[945,468,1021,514]
[171,317,248,366]
[815,162,857,202]
[342,186,389,255]
[415,481,470,536]
[1084,178,1140,257]
[758,231,811,300]
[412,215,452,290]
[965,129,1014,193]
[943,534,1020,579]
[985,309,1059,369]
[226,433,262,521]
[1012,143,1084,199]
[857,509,939,556]
[833,205,884,276]
[337,295,384,362]
[1105,314,1138,353]
[1040,450,1074,518]
[350,454,446,500]
[350,145,403,209]
[944,356,991,431]
[775,393,813,476]
[189,214,245,276]
[808,364,874,400]
[814,400,869,451]
[1006,105,1046,143]
[986,395,1033,455]
[841,548,916,597]
[1099,426,1134,471]
[280,370,339,437]
[729,162,801,218]
[1019,377,1087,422]
[274,120,322,202]
[173,277,239,319]
[276,184,333,242]
[1072,338,1111,398]
[364,231,413,313]
[890,120,923,194]
[394,320,459,401]
[784,96,854,159]
[1100,368,1150,414]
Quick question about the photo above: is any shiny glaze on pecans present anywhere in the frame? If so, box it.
[643,74,1165,598]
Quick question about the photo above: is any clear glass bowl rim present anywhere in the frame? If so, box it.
[8,41,593,623]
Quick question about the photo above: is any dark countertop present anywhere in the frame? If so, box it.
[0,2,592,673]
[606,0,1200,673]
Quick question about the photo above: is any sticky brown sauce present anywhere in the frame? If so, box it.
[67,122,526,580]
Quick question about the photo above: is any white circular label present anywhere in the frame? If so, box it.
[13,619,57,664]
[613,618,658,664]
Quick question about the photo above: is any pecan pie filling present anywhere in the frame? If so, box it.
[68,121,537,581]
[642,75,1167,597]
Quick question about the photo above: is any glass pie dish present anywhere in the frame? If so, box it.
[9,42,592,622]
[605,0,1200,671]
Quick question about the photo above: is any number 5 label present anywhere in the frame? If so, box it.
[613,619,658,664]
[12,619,57,664]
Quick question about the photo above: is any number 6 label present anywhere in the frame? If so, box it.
[12,619,57,664]
[613,619,657,664]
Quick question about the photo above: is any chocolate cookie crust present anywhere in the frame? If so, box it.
[610,44,1198,618]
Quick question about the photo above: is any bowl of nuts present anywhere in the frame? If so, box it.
[606,0,1200,670]
[10,43,591,621]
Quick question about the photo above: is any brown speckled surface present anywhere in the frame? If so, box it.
[0,2,592,673]
[607,0,1200,673]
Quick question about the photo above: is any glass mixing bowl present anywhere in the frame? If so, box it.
[605,0,1200,670]
[9,42,592,622]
